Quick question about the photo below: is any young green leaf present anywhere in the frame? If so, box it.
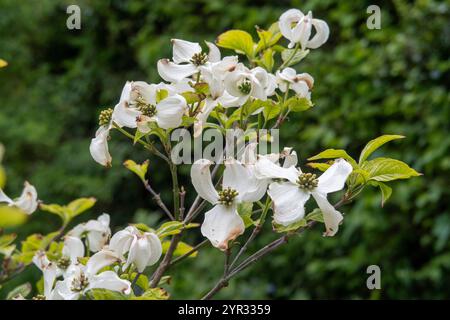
[305,208,324,223]
[273,219,307,233]
[66,197,97,220]
[285,96,313,112]
[262,99,281,121]
[131,287,169,300]
[0,205,27,228]
[369,181,393,207]
[216,30,255,58]
[306,162,331,172]
[281,48,309,66]
[308,149,358,167]
[162,240,198,258]
[359,135,405,163]
[362,158,421,182]
[123,159,149,183]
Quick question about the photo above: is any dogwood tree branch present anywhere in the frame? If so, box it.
[201,196,351,300]
[143,179,175,220]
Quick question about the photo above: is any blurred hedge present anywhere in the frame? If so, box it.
[0,0,449,299]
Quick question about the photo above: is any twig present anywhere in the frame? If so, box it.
[201,197,350,299]
[150,234,181,288]
[169,239,209,267]
[143,180,175,220]
[179,186,186,220]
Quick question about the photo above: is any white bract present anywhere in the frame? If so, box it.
[112,81,188,132]
[223,64,276,107]
[276,68,314,98]
[255,156,353,236]
[157,39,220,83]
[190,156,266,250]
[57,249,131,300]
[109,225,162,272]
[279,9,329,49]
[0,181,38,214]
[89,125,112,167]
[68,213,111,252]
[32,251,64,300]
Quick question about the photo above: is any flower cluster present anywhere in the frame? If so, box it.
[25,214,163,300]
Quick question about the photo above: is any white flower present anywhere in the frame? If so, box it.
[109,225,162,273]
[190,157,266,250]
[0,181,38,214]
[255,156,353,236]
[157,40,220,83]
[56,250,131,300]
[68,213,111,252]
[89,125,112,167]
[223,65,275,107]
[276,68,314,98]
[112,81,188,131]
[279,9,329,49]
[32,251,64,300]
[62,236,85,265]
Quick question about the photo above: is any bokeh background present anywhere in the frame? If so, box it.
[0,0,449,299]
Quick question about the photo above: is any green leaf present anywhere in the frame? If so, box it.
[281,48,309,66]
[156,89,169,103]
[306,162,331,172]
[123,159,149,183]
[127,273,149,291]
[40,198,96,224]
[262,99,281,121]
[0,233,17,256]
[359,135,405,163]
[305,208,324,223]
[132,222,153,233]
[0,205,27,228]
[131,287,169,300]
[87,289,127,300]
[273,219,307,233]
[0,165,6,189]
[362,157,421,182]
[6,283,32,300]
[162,240,197,257]
[156,221,199,239]
[66,197,97,220]
[308,149,358,167]
[17,232,59,264]
[216,30,255,58]
[258,48,275,71]
[238,202,256,228]
[370,181,393,207]
[255,23,282,53]
[285,96,313,112]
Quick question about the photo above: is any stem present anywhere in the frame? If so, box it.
[143,180,175,220]
[113,123,169,162]
[179,186,186,221]
[229,198,271,269]
[150,234,181,288]
[279,43,300,70]
[169,239,209,267]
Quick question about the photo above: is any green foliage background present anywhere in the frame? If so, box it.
[0,0,449,299]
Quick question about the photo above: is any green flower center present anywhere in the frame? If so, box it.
[98,108,113,126]
[33,294,46,300]
[238,79,252,95]
[137,102,157,117]
[57,256,71,270]
[218,187,239,206]
[190,52,208,66]
[297,173,318,191]
[71,273,90,292]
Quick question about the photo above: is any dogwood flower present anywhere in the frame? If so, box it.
[112,81,188,132]
[109,225,162,272]
[191,157,267,250]
[223,65,276,107]
[32,251,64,300]
[0,181,38,214]
[157,39,221,83]
[279,9,329,49]
[68,213,111,252]
[276,68,314,98]
[89,123,112,167]
[56,249,131,300]
[193,55,239,137]
[255,156,353,236]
